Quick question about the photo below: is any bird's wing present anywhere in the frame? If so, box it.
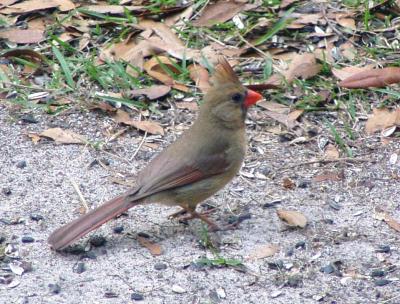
[131,146,230,200]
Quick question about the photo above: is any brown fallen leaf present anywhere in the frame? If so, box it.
[0,0,75,14]
[143,56,189,92]
[258,101,301,130]
[175,102,199,111]
[312,170,345,182]
[192,0,246,27]
[137,236,163,256]
[282,177,296,189]
[27,133,41,144]
[324,143,339,160]
[277,209,307,228]
[0,49,45,63]
[114,109,164,135]
[375,208,400,233]
[339,67,400,88]
[0,29,45,44]
[283,53,321,83]
[248,244,279,260]
[40,128,87,144]
[130,85,171,100]
[365,108,400,135]
[332,65,374,81]
[188,64,210,93]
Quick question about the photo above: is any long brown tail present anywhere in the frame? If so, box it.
[48,195,142,250]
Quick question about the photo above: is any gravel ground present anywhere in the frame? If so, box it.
[1,102,400,304]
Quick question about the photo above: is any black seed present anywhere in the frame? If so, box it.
[49,283,61,294]
[64,245,86,255]
[154,263,167,271]
[21,236,34,243]
[89,235,106,247]
[82,251,97,259]
[297,180,310,188]
[30,214,44,221]
[376,245,390,253]
[286,275,302,287]
[374,279,390,286]
[295,241,306,249]
[113,226,124,234]
[16,160,27,169]
[370,270,385,277]
[2,187,11,195]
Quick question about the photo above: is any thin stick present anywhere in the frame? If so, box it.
[130,131,147,161]
[69,178,89,213]
[1,81,60,92]
[237,33,270,59]
[281,157,373,170]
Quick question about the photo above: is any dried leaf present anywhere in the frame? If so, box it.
[277,209,307,228]
[27,133,41,144]
[176,101,199,111]
[193,1,246,27]
[332,66,374,81]
[114,110,164,135]
[40,128,87,144]
[143,56,189,92]
[137,236,163,256]
[312,170,345,182]
[188,64,210,93]
[130,85,171,100]
[248,244,279,260]
[365,108,400,135]
[258,101,299,130]
[282,177,295,189]
[375,209,400,232]
[0,29,44,44]
[0,0,75,14]
[324,143,339,160]
[339,67,400,88]
[284,53,321,83]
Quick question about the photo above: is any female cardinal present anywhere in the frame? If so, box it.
[48,58,263,250]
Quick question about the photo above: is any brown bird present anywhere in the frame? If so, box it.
[48,58,263,250]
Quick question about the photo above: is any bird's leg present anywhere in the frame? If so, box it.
[170,205,219,231]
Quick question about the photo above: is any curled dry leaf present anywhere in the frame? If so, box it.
[0,29,44,44]
[192,0,246,27]
[339,67,400,88]
[248,244,279,260]
[277,209,307,228]
[143,56,189,92]
[282,177,296,189]
[130,85,171,100]
[375,208,400,233]
[0,0,74,14]
[114,109,164,135]
[188,64,210,93]
[176,102,199,111]
[257,101,301,130]
[137,236,163,256]
[312,170,345,182]
[283,53,321,83]
[365,108,400,135]
[332,65,374,81]
[40,128,87,144]
[324,143,339,160]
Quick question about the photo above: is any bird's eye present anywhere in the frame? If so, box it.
[231,93,243,103]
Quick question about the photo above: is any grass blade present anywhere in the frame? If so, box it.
[52,45,75,88]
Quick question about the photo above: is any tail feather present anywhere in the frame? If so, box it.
[48,195,141,250]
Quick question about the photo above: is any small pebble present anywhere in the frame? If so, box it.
[374,279,390,287]
[297,180,310,188]
[16,160,27,169]
[154,263,167,271]
[30,214,44,221]
[64,245,86,255]
[131,293,144,301]
[268,260,284,270]
[286,275,302,287]
[20,114,38,124]
[74,262,86,274]
[376,245,390,253]
[320,264,335,274]
[371,270,385,277]
[49,283,61,294]
[21,236,34,243]
[0,235,5,243]
[295,241,306,249]
[2,187,11,196]
[113,226,124,234]
[137,232,150,238]
[171,284,186,294]
[286,248,294,256]
[89,235,107,247]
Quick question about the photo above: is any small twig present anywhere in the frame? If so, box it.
[237,33,270,59]
[130,131,148,161]
[0,81,60,92]
[281,157,374,170]
[69,178,89,213]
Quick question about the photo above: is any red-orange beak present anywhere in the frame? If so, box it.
[244,89,263,108]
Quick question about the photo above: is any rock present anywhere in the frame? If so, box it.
[370,270,385,277]
[2,187,11,196]
[21,236,34,243]
[89,235,106,247]
[154,263,167,271]
[74,262,86,274]
[295,241,306,249]
[49,283,61,294]
[376,245,390,253]
[16,160,27,169]
[113,226,124,234]
[374,279,390,286]
[30,214,44,221]
[131,293,144,301]
[171,284,186,294]
[286,275,302,287]
[320,264,335,274]
[297,180,310,188]
[20,114,38,124]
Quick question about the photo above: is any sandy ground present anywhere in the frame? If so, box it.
[1,102,400,304]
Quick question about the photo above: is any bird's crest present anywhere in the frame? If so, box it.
[211,57,241,87]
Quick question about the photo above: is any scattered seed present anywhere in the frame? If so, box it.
[370,270,385,277]
[295,241,306,249]
[297,180,310,188]
[376,245,390,253]
[64,245,85,255]
[262,199,282,208]
[2,187,11,196]
[30,214,44,221]
[104,291,118,298]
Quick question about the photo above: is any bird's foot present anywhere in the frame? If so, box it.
[169,208,219,231]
